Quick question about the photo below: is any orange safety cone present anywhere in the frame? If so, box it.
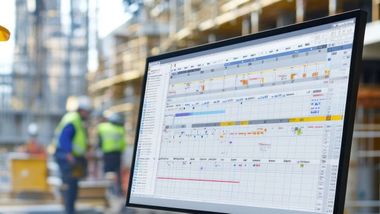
[0,25,10,41]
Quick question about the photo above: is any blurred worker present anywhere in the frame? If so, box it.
[24,123,46,158]
[87,111,107,179]
[97,113,126,196]
[54,96,91,214]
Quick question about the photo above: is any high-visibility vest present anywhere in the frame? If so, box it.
[55,112,87,157]
[98,122,126,153]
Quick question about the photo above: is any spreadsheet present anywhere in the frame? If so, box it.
[130,18,357,214]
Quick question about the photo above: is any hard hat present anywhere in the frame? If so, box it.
[77,96,92,111]
[28,123,38,136]
[107,112,124,125]
[0,25,10,41]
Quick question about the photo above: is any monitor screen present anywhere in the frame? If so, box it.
[128,11,365,214]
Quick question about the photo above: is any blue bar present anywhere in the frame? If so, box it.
[327,44,352,52]
[175,110,225,117]
[224,44,330,67]
[175,113,192,117]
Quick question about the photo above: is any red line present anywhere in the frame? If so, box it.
[157,177,240,184]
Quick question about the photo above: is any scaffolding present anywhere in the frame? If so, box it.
[0,0,90,146]
[88,5,167,150]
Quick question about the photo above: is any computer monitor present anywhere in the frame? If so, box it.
[127,10,366,214]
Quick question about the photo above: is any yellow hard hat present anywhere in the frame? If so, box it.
[0,25,10,41]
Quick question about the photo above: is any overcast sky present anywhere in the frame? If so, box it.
[0,0,129,74]
[98,0,131,38]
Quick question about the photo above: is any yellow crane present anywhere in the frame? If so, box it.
[0,25,10,41]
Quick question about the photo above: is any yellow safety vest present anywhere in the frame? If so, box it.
[98,122,126,153]
[55,112,87,157]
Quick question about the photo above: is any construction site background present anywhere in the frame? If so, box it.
[0,0,379,213]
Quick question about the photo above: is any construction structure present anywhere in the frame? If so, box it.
[88,0,380,213]
[0,0,90,146]
[88,3,168,150]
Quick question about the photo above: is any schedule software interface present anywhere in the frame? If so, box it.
[130,18,357,214]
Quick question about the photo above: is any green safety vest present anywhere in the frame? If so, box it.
[55,112,87,157]
[98,122,126,153]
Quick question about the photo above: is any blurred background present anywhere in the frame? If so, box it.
[0,0,379,213]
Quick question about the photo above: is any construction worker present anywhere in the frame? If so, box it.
[24,123,46,158]
[97,113,126,196]
[54,96,91,214]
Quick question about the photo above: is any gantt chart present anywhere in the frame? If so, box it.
[130,19,356,214]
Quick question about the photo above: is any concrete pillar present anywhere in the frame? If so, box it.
[329,0,337,15]
[184,0,192,24]
[373,0,380,21]
[242,16,250,35]
[212,0,218,18]
[169,0,177,37]
[250,11,259,33]
[208,34,216,43]
[296,0,304,23]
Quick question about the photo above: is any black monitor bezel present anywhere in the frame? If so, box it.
[126,10,367,214]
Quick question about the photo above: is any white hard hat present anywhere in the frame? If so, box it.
[77,96,92,111]
[28,123,38,136]
[107,113,124,125]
